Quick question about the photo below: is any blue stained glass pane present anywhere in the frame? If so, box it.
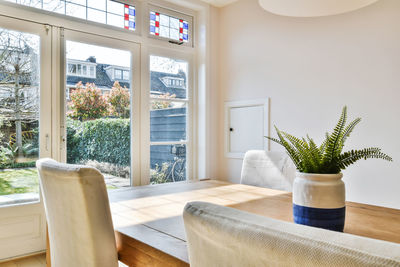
[183,22,188,30]
[150,13,156,20]
[150,25,156,32]
[129,8,135,16]
[183,34,188,40]
[129,21,135,29]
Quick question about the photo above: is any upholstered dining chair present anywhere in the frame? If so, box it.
[183,201,400,267]
[37,158,118,267]
[240,150,296,191]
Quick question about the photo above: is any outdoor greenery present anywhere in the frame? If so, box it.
[0,168,38,195]
[85,160,130,179]
[0,117,5,140]
[0,29,187,196]
[150,162,171,184]
[266,106,393,174]
[67,118,130,166]
[0,161,36,170]
[0,144,18,165]
[68,82,109,120]
[0,130,38,167]
[151,93,176,109]
[108,81,130,118]
[68,81,131,120]
[0,29,40,158]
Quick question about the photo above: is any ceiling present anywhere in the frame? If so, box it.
[258,0,381,17]
[199,0,238,7]
[201,0,380,16]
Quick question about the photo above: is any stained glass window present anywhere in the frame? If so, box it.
[150,11,189,43]
[4,0,136,31]
[124,4,136,30]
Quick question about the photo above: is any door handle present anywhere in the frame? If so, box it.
[45,134,49,152]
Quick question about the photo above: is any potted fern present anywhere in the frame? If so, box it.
[266,107,392,232]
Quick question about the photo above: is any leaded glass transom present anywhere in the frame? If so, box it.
[150,11,189,43]
[4,0,136,31]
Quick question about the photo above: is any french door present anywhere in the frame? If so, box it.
[0,16,51,259]
[0,4,193,261]
[59,30,141,186]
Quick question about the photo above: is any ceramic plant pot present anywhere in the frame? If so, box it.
[292,172,345,232]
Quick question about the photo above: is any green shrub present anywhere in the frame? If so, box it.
[0,161,36,169]
[85,160,130,178]
[0,145,18,165]
[150,162,171,184]
[67,118,130,166]
[108,81,130,118]
[68,82,109,120]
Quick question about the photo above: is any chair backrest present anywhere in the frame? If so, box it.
[240,150,296,191]
[183,201,400,267]
[37,158,118,267]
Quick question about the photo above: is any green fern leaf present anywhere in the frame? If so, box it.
[273,127,302,171]
[337,148,392,170]
[281,132,314,172]
[323,106,347,164]
[264,107,392,174]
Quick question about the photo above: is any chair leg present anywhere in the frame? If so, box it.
[46,225,51,267]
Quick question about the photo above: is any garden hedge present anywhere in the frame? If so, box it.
[67,118,130,166]
[0,161,36,169]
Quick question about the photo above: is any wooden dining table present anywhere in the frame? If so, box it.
[108,179,400,267]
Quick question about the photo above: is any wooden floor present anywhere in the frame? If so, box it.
[0,254,128,267]
[0,254,46,267]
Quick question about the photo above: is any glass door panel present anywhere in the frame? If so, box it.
[149,55,189,184]
[65,40,132,189]
[0,15,51,260]
[0,28,40,206]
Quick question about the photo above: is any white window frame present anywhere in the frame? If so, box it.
[0,14,52,260]
[0,0,211,187]
[60,29,142,186]
[143,48,194,184]
[147,3,194,47]
[3,0,140,32]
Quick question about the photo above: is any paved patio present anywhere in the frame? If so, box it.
[103,174,130,188]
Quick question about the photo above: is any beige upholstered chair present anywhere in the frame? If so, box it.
[240,150,296,191]
[37,158,118,267]
[183,201,400,267]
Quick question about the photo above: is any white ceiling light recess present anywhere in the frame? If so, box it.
[258,0,380,17]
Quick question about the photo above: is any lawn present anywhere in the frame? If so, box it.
[0,168,118,196]
[0,168,39,195]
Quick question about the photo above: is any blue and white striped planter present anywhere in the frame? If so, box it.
[292,172,345,232]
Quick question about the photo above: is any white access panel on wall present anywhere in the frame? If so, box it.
[225,98,269,158]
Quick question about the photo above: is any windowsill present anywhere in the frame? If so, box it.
[0,193,39,207]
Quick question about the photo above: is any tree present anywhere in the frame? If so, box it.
[108,81,130,118]
[68,82,109,120]
[0,116,5,141]
[0,29,40,157]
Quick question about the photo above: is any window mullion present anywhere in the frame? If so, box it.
[149,97,188,103]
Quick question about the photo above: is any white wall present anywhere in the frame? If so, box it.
[211,0,400,209]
